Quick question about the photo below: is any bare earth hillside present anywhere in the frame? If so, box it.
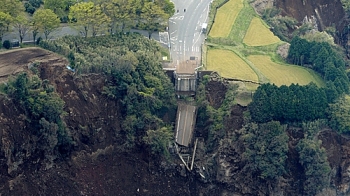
[1,48,350,195]
[276,0,345,31]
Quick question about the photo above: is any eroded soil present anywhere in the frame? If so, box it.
[1,48,350,195]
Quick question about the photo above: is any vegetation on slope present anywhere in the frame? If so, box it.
[40,33,176,157]
[1,71,72,157]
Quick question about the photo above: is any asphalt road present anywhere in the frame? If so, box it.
[175,104,197,147]
[3,25,161,43]
[169,0,212,65]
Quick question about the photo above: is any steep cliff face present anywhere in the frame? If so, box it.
[0,48,191,195]
[276,0,346,31]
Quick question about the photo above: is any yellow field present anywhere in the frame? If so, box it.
[209,0,243,38]
[243,17,280,46]
[207,49,258,82]
[247,55,324,86]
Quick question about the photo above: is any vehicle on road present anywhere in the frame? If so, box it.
[201,23,208,33]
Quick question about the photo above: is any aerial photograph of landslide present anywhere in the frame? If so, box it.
[1,0,350,195]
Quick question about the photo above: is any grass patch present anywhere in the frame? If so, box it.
[207,49,258,82]
[243,17,281,46]
[247,55,324,86]
[209,0,244,38]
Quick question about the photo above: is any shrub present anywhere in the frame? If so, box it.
[2,40,12,49]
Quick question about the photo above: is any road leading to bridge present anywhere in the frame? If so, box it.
[169,0,212,66]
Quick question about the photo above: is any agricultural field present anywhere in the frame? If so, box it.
[247,55,324,86]
[243,17,281,46]
[209,0,243,37]
[207,49,258,82]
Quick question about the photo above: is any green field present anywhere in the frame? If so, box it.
[247,55,324,86]
[209,0,243,37]
[243,17,281,46]
[207,49,258,82]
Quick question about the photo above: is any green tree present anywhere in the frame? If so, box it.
[44,0,74,17]
[296,138,330,195]
[140,2,168,39]
[328,95,350,133]
[12,14,31,43]
[243,121,289,180]
[0,0,23,17]
[33,9,60,40]
[143,126,173,158]
[154,0,175,16]
[0,12,12,42]
[69,2,110,37]
[99,0,136,33]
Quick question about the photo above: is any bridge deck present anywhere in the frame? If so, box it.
[175,103,197,147]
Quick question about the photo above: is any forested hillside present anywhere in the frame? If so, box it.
[2,0,350,195]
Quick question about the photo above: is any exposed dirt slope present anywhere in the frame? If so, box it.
[0,48,191,195]
[275,0,346,31]
[2,48,350,195]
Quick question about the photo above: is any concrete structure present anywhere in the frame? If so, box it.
[175,103,197,147]
[174,58,198,94]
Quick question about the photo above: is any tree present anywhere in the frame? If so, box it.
[99,0,136,33]
[143,126,173,158]
[140,2,168,39]
[0,0,23,18]
[33,9,60,40]
[69,2,110,37]
[243,121,289,180]
[296,138,331,195]
[155,0,175,17]
[12,14,31,43]
[328,95,350,134]
[0,12,12,42]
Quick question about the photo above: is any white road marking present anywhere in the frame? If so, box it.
[170,30,177,34]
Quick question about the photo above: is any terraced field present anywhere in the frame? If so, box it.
[209,0,244,37]
[207,49,258,82]
[243,17,281,46]
[247,55,324,86]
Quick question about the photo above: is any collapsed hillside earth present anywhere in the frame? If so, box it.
[1,48,350,195]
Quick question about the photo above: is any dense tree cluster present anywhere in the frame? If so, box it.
[242,121,288,180]
[2,72,72,156]
[288,36,349,101]
[297,138,331,195]
[248,83,328,123]
[40,33,176,156]
[68,0,173,38]
[249,37,350,124]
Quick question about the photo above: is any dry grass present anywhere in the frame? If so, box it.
[209,0,243,38]
[243,17,280,46]
[247,55,324,86]
[207,49,258,82]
